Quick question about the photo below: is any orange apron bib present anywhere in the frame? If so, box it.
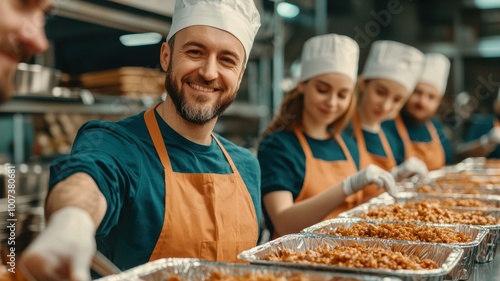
[394,115,445,171]
[293,128,360,218]
[144,105,258,262]
[353,114,396,202]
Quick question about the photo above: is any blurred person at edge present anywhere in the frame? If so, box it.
[257,34,397,238]
[346,40,428,202]
[19,0,261,280]
[457,87,500,160]
[0,0,52,103]
[382,53,454,171]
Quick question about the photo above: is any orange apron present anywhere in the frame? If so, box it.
[145,104,258,262]
[394,115,445,171]
[353,114,397,202]
[494,119,500,128]
[294,129,360,216]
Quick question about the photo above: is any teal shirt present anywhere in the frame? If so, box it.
[257,130,359,234]
[382,116,454,164]
[344,124,401,164]
[49,110,261,271]
[464,114,500,158]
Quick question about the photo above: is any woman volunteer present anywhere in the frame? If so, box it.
[349,40,428,202]
[257,34,397,238]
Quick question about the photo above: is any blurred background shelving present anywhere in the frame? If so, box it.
[3,0,500,163]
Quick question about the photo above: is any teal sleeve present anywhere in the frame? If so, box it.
[431,119,454,164]
[257,132,305,199]
[49,121,143,237]
[464,115,494,142]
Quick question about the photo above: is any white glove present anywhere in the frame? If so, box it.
[20,207,96,281]
[480,127,500,147]
[391,157,428,181]
[343,164,397,197]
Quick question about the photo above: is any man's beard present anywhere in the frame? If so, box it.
[164,64,236,125]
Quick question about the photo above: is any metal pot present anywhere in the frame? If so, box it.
[0,163,49,201]
[14,63,62,94]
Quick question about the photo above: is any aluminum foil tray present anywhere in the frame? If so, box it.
[425,169,500,189]
[338,200,500,263]
[394,193,500,209]
[96,258,401,281]
[301,218,488,281]
[397,183,500,196]
[238,234,463,281]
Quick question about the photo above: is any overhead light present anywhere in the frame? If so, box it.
[474,0,500,9]
[478,37,500,57]
[120,32,163,47]
[277,2,300,18]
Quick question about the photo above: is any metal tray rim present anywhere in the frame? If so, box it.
[238,233,463,278]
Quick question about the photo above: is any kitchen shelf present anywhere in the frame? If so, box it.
[1,92,157,115]
[0,91,269,119]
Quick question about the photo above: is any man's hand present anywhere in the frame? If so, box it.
[343,164,398,197]
[480,127,500,148]
[20,207,96,281]
[391,157,428,181]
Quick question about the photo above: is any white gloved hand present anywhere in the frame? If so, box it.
[480,127,500,147]
[343,164,398,197]
[391,157,428,181]
[20,207,96,281]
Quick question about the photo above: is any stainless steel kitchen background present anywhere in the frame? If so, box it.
[2,0,500,161]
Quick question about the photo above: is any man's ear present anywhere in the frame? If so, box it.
[160,42,170,72]
[236,66,246,89]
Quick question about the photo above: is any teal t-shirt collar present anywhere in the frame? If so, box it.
[152,109,217,154]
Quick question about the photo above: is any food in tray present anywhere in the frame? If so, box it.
[319,222,472,243]
[263,243,438,270]
[417,185,479,194]
[165,271,323,281]
[435,173,500,186]
[485,159,500,168]
[405,198,496,209]
[362,203,499,225]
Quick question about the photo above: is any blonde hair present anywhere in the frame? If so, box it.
[259,81,357,141]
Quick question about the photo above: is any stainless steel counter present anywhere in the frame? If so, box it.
[469,258,500,281]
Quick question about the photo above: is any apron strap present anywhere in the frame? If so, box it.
[144,103,173,172]
[353,113,370,168]
[425,120,440,144]
[394,115,414,159]
[212,135,241,176]
[334,134,355,164]
[294,127,314,159]
[378,128,395,162]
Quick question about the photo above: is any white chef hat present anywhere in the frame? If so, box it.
[299,34,360,83]
[362,40,425,92]
[167,0,261,64]
[419,53,450,95]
